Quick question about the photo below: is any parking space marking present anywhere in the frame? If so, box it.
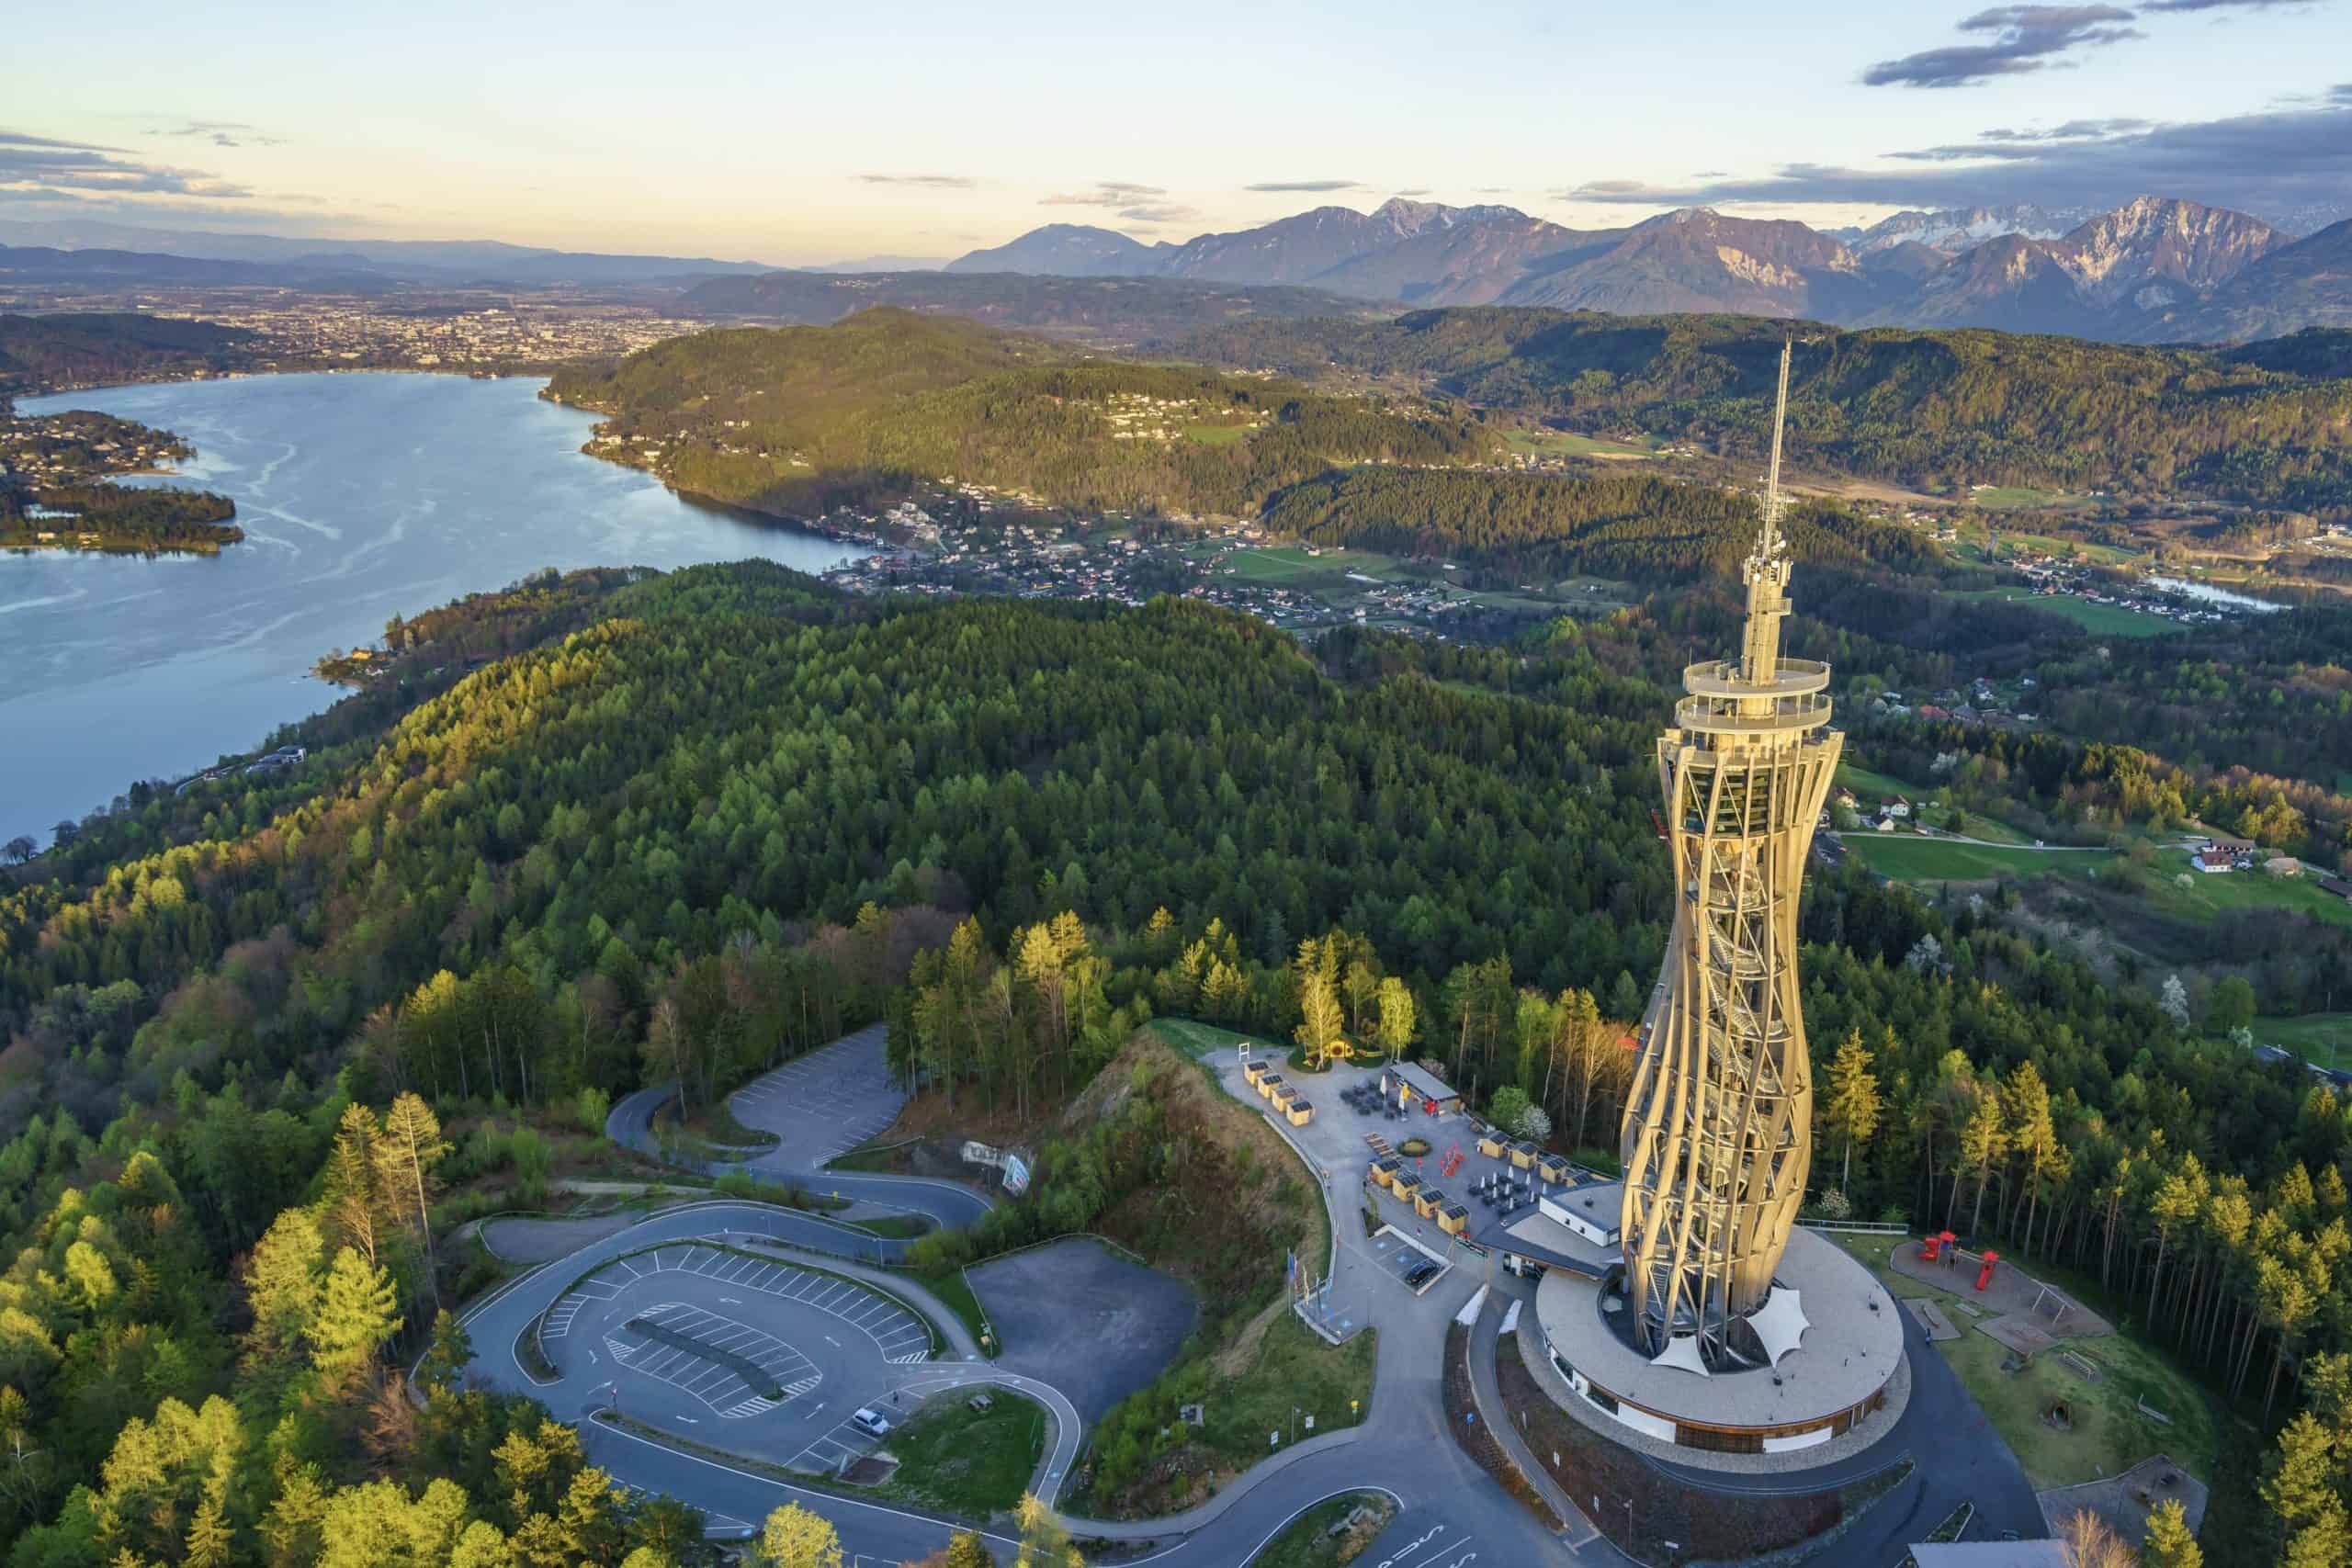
[605,1302,824,1419]
[566,1247,934,1369]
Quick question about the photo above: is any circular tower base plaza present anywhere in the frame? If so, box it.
[1532,1227,1905,1459]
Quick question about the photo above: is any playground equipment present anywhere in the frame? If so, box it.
[1976,1249,2000,1292]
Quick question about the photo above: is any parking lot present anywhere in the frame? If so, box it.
[537,1235,949,1472]
[549,1244,933,1366]
[604,1302,822,1418]
[1369,1226,1452,1293]
[729,1024,905,1161]
[788,1407,897,1474]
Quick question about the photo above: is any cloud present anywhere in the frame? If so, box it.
[1975,117,2152,141]
[1560,93,2352,227]
[1117,204,1198,224]
[1243,179,1361,193]
[149,118,284,149]
[0,127,254,199]
[857,174,978,188]
[1864,6,2143,88]
[1392,187,1432,197]
[2141,0,2316,8]
[1040,181,1166,207]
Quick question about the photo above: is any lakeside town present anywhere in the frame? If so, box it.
[808,485,1588,640]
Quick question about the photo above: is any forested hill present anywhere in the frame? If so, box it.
[1174,309,2352,515]
[1260,468,1943,581]
[0,558,2338,1561]
[543,306,1498,519]
[0,312,259,397]
[678,269,1388,344]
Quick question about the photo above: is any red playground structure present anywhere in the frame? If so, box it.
[1976,1250,2000,1292]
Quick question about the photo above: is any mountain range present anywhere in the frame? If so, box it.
[0,219,779,288]
[944,196,2348,344]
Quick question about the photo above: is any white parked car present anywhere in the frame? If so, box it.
[851,1406,892,1438]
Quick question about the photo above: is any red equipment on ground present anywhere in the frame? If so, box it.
[1976,1250,2000,1292]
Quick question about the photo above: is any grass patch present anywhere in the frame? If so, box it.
[1937,1329,2217,1488]
[1070,1314,1376,1519]
[1837,761,1927,803]
[1183,421,1252,446]
[1501,426,1658,460]
[848,1213,934,1241]
[1214,545,1403,584]
[1969,485,2087,512]
[825,1137,919,1174]
[2139,852,2352,932]
[1842,836,2112,883]
[1826,1234,2219,1488]
[1950,587,2177,638]
[708,1167,851,1210]
[866,1389,1049,1518]
[1148,1017,1270,1059]
[1250,1492,1398,1568]
[2252,1013,2352,1070]
[915,1267,994,1355]
[652,1095,782,1155]
[514,1318,557,1383]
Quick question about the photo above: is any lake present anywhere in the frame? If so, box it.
[2147,575,2286,615]
[3,372,869,845]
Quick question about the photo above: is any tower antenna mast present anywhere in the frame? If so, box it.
[1759,339,1792,558]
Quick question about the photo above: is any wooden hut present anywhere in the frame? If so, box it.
[1391,1171,1422,1203]
[1243,1059,1271,1090]
[1258,1073,1285,1102]
[1536,1153,1571,1185]
[1510,1140,1540,1170]
[1368,1156,1401,1191]
[1415,1186,1447,1221]
[1285,1098,1314,1127]
[1439,1201,1470,1237]
[1477,1130,1510,1159]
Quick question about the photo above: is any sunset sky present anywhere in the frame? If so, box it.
[8,0,2348,264]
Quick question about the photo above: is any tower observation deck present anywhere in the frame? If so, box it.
[1619,341,1843,1371]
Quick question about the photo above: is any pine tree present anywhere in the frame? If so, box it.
[2140,1497,2201,1568]
[310,1247,402,1392]
[753,1502,843,1568]
[1823,1029,1883,1199]
[1374,976,1416,1064]
[374,1092,451,1308]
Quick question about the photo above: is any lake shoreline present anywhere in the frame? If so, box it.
[6,372,875,848]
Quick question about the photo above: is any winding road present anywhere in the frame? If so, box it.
[462,1030,2041,1565]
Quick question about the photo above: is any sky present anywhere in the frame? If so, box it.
[6,0,2349,265]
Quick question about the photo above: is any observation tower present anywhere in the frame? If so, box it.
[1619,342,1843,1371]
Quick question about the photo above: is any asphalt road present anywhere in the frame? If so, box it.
[473,1036,2051,1565]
